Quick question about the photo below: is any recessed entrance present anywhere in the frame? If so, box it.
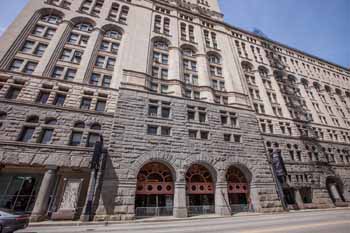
[226,166,251,213]
[186,164,215,216]
[135,162,174,217]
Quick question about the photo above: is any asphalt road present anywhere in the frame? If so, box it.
[19,209,350,233]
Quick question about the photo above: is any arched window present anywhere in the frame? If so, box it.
[74,22,93,32]
[41,14,62,24]
[74,121,85,129]
[90,123,102,130]
[258,66,269,78]
[208,54,221,65]
[154,40,168,50]
[105,30,122,40]
[241,61,253,73]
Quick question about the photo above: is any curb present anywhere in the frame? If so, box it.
[28,207,350,228]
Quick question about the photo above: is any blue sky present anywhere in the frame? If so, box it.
[0,0,349,68]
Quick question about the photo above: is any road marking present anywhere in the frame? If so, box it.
[239,220,350,233]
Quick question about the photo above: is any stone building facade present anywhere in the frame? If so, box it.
[0,0,348,222]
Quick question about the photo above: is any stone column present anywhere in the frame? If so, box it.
[30,166,57,222]
[250,185,262,212]
[215,182,231,216]
[330,183,341,201]
[294,189,304,209]
[173,182,187,218]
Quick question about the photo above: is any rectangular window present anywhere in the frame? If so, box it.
[148,105,158,116]
[90,73,100,86]
[64,68,76,81]
[52,66,64,78]
[161,107,170,118]
[9,59,23,72]
[70,131,83,146]
[87,133,99,147]
[147,125,158,135]
[233,135,242,143]
[53,94,66,106]
[189,130,197,139]
[36,91,50,104]
[224,134,231,142]
[6,86,22,99]
[161,126,171,136]
[34,43,48,56]
[23,62,38,74]
[21,40,35,53]
[102,75,112,87]
[95,99,106,112]
[39,128,53,144]
[200,131,209,140]
[80,97,92,110]
[19,127,35,142]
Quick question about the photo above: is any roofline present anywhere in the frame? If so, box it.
[221,21,349,73]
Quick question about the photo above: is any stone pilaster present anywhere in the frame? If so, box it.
[30,166,57,222]
[197,53,213,102]
[294,189,305,209]
[215,182,231,216]
[173,182,187,218]
[168,47,182,96]
[33,21,70,76]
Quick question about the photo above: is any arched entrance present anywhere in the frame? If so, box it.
[226,166,251,213]
[326,176,347,207]
[135,162,174,217]
[186,164,215,216]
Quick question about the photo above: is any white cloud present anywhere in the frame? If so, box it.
[0,26,7,36]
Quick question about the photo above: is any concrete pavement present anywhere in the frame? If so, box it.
[19,209,350,233]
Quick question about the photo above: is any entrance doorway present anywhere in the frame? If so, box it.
[0,173,42,213]
[135,162,174,217]
[186,164,215,216]
[226,166,251,213]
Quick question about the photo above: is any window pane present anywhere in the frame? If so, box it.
[40,129,53,144]
[36,92,50,104]
[80,98,92,110]
[53,94,66,106]
[95,100,106,112]
[20,127,35,142]
[70,132,83,146]
[87,133,99,147]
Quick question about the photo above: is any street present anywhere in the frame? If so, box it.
[19,209,350,233]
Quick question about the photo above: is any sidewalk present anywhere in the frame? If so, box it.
[28,207,350,228]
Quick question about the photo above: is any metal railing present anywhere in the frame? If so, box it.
[135,206,173,218]
[230,204,254,214]
[188,205,215,216]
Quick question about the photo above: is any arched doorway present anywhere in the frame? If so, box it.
[226,166,251,213]
[326,176,347,207]
[186,164,215,216]
[135,162,174,217]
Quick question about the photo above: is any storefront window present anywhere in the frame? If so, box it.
[0,174,42,213]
